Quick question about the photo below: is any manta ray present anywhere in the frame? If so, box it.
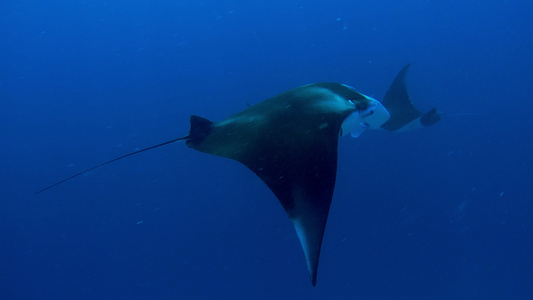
[380,64,441,131]
[36,64,439,286]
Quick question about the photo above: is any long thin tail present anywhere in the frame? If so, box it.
[35,136,188,194]
[443,112,489,117]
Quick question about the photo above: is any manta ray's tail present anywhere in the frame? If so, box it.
[35,115,218,194]
[35,135,190,194]
[441,112,489,117]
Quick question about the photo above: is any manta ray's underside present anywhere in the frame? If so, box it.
[36,66,437,286]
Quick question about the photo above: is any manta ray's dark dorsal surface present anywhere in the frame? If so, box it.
[185,83,378,286]
[35,82,390,286]
[381,64,441,131]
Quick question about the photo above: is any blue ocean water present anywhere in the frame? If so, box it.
[1,0,532,299]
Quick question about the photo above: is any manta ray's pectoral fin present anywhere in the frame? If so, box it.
[185,106,342,286]
[246,157,336,286]
[241,136,339,287]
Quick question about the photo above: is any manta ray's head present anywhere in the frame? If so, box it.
[339,86,390,138]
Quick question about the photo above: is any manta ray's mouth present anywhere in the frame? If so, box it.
[360,97,390,129]
[360,101,377,117]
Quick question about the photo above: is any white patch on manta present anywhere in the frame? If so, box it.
[361,95,390,129]
[318,123,329,129]
[340,111,364,136]
[341,97,390,137]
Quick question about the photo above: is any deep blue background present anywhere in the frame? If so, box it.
[1,0,532,299]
